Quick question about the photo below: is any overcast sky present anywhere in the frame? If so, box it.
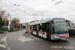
[0,0,75,23]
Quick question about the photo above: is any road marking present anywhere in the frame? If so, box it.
[34,38,40,40]
[0,36,8,48]
[0,36,11,50]
[0,44,6,48]
[6,46,11,50]
[1,36,8,42]
[14,37,23,38]
[18,38,33,42]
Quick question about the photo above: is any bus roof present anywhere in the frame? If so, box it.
[30,18,66,25]
[30,19,51,25]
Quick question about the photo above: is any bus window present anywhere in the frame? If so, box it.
[33,25,37,30]
[42,23,47,31]
[30,26,31,29]
[39,24,42,31]
[51,24,54,32]
[49,24,50,29]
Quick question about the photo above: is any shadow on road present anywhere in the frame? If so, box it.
[44,39,69,44]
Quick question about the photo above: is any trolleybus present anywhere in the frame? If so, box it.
[30,18,69,40]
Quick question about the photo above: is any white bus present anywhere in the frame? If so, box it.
[30,18,69,40]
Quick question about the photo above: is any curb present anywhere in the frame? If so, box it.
[4,31,8,33]
[0,31,4,33]
[0,30,22,34]
[23,33,29,36]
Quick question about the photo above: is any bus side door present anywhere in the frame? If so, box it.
[47,22,51,40]
[36,24,39,36]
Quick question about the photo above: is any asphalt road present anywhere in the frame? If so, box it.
[0,29,75,50]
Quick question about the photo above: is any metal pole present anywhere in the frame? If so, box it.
[20,24,21,30]
[27,22,30,35]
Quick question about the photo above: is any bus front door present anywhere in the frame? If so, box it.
[47,23,51,40]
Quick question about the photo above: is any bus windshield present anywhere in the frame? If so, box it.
[54,23,68,32]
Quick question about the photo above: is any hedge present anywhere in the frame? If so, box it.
[69,29,75,36]
[13,28,20,31]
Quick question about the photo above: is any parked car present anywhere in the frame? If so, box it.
[69,26,75,29]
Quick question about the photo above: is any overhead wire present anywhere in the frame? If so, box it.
[40,0,65,19]
[12,0,21,12]
[44,0,64,11]
[14,0,21,6]
[12,0,25,12]
[17,0,25,7]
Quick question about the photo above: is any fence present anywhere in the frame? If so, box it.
[0,27,14,31]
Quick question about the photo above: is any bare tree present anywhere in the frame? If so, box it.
[11,18,20,28]
[0,17,4,27]
[0,8,11,26]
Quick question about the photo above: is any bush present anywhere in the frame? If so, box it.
[69,29,75,36]
[13,28,20,31]
[0,27,4,31]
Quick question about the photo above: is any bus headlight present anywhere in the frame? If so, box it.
[55,36,57,38]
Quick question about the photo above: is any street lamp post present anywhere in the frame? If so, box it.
[32,14,38,21]
[7,18,12,31]
[8,17,13,31]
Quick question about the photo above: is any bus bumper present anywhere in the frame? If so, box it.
[51,33,69,40]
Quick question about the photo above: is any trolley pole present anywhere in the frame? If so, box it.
[42,11,44,20]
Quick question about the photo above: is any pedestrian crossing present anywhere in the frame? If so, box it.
[0,40,7,50]
[0,36,11,50]
[0,44,6,48]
